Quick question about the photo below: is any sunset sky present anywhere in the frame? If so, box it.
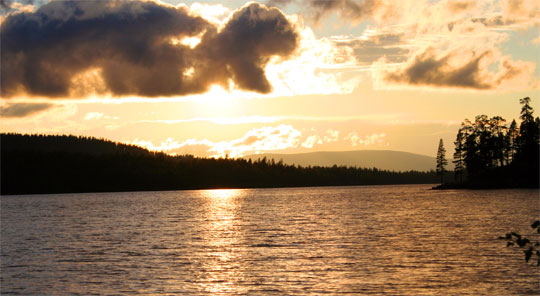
[1,0,538,158]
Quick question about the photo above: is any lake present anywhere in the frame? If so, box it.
[1,185,539,295]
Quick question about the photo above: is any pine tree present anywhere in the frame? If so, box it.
[506,119,518,164]
[451,97,539,187]
[453,128,465,183]
[436,139,448,184]
[513,97,540,186]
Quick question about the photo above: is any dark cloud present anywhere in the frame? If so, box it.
[447,0,475,13]
[0,102,54,117]
[1,1,299,98]
[446,16,516,32]
[194,2,298,93]
[385,49,493,89]
[471,16,515,27]
[495,60,522,85]
[267,0,382,21]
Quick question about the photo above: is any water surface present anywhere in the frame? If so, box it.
[1,185,539,295]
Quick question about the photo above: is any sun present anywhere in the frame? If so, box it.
[192,85,250,117]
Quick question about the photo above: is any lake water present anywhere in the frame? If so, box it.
[1,185,539,295]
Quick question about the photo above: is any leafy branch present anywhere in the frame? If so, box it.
[500,220,540,266]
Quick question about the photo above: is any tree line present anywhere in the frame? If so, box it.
[436,97,539,188]
[1,133,440,195]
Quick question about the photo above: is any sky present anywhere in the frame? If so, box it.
[0,0,539,158]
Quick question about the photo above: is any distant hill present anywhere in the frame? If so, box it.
[0,133,151,156]
[243,150,454,172]
[1,134,440,195]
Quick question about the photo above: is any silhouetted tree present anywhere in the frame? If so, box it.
[488,116,507,167]
[453,126,465,183]
[436,139,447,184]
[506,119,519,163]
[449,97,539,188]
[514,98,540,164]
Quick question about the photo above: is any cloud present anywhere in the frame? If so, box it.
[324,128,340,142]
[188,2,230,25]
[83,111,118,121]
[131,124,303,158]
[346,132,387,146]
[360,0,538,92]
[379,47,536,90]
[447,0,476,13]
[502,0,540,19]
[128,125,395,157]
[196,3,299,93]
[470,16,514,27]
[1,0,42,15]
[446,0,539,30]
[1,1,299,98]
[0,102,54,117]
[268,0,394,23]
[466,0,539,29]
[84,112,104,121]
[301,135,322,148]
[264,0,537,94]
[263,22,362,96]
[336,32,408,65]
[384,48,493,89]
[0,0,9,12]
[302,0,382,21]
[299,128,339,148]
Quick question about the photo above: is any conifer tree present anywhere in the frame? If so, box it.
[453,128,465,183]
[436,139,448,184]
[506,119,518,164]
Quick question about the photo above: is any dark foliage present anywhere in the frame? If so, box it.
[450,97,539,188]
[436,138,447,184]
[0,133,439,195]
[499,220,540,266]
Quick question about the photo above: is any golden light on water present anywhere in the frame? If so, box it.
[199,189,246,294]
[201,189,244,200]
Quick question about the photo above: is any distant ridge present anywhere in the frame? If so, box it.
[243,150,452,172]
[0,134,441,195]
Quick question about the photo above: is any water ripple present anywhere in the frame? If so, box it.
[1,185,539,295]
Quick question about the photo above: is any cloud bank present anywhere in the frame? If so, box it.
[130,125,389,158]
[268,0,394,23]
[367,0,539,91]
[132,124,303,158]
[1,0,299,98]
[379,46,535,90]
[0,102,54,117]
[385,49,493,89]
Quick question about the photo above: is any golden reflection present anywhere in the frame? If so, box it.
[199,189,246,294]
[202,188,243,199]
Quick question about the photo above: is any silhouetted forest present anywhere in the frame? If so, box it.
[442,97,539,189]
[1,133,440,195]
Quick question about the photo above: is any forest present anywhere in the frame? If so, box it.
[1,133,439,195]
[442,97,539,188]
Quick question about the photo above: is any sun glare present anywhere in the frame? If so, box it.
[193,85,247,116]
[202,188,244,199]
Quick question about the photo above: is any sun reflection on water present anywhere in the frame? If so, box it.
[201,189,244,200]
[199,189,246,294]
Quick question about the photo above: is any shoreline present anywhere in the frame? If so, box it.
[432,183,540,190]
